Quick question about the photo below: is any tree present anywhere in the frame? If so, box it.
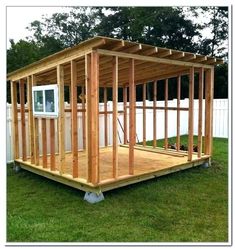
[190,7,228,58]
[7,39,40,73]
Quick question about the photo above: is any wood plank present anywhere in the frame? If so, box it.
[142,83,146,146]
[71,60,78,178]
[82,86,86,150]
[164,79,168,150]
[112,56,118,178]
[27,76,35,164]
[87,52,99,184]
[153,80,157,148]
[123,85,128,144]
[31,75,39,165]
[204,68,214,155]
[104,86,108,146]
[57,64,65,174]
[50,119,55,171]
[188,67,195,161]
[19,79,27,161]
[129,58,135,175]
[176,76,181,151]
[11,81,19,159]
[96,49,214,69]
[41,118,47,168]
[198,68,204,158]
[85,53,92,182]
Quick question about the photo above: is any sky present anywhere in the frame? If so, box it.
[6,6,72,48]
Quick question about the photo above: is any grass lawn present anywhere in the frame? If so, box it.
[7,136,228,242]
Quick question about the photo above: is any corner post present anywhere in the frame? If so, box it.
[10,81,19,159]
[86,51,100,184]
[204,67,214,155]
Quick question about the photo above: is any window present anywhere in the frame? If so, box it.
[32,85,58,117]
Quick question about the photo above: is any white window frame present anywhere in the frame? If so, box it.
[32,84,59,118]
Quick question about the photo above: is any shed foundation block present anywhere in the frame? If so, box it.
[84,191,105,203]
[13,162,21,173]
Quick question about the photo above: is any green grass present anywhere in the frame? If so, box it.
[7,136,228,242]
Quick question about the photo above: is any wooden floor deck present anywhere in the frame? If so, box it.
[16,146,210,193]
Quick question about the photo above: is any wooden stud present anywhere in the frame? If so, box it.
[50,119,55,171]
[86,52,99,184]
[176,76,181,151]
[41,118,47,168]
[85,54,91,182]
[31,75,39,165]
[164,79,168,150]
[188,67,195,161]
[27,76,35,164]
[11,81,19,159]
[19,79,27,161]
[129,58,135,175]
[71,60,78,178]
[123,85,128,144]
[104,86,108,146]
[82,86,86,150]
[57,64,65,174]
[198,68,204,158]
[112,56,118,178]
[204,68,214,155]
[153,80,157,148]
[142,83,146,146]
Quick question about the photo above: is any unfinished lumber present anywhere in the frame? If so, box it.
[164,79,168,150]
[41,118,47,168]
[176,76,181,151]
[129,58,135,175]
[112,56,118,178]
[71,60,78,178]
[57,64,65,174]
[198,68,204,158]
[19,79,27,161]
[11,81,19,159]
[153,80,157,148]
[188,67,195,161]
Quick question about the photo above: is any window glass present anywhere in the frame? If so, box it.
[34,90,44,112]
[45,89,55,112]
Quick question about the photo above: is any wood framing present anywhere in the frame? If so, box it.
[176,76,181,151]
[27,76,35,164]
[164,79,168,150]
[129,58,135,175]
[71,60,78,178]
[86,51,100,184]
[57,64,65,174]
[8,36,220,197]
[153,80,157,148]
[123,85,128,144]
[204,68,214,155]
[142,83,146,146]
[188,67,195,161]
[19,79,27,161]
[41,118,47,168]
[198,68,204,158]
[50,119,55,171]
[104,86,108,146]
[11,81,19,159]
[112,56,118,178]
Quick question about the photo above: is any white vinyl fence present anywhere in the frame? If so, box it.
[6,98,228,162]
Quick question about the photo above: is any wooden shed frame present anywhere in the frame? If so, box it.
[8,36,223,198]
